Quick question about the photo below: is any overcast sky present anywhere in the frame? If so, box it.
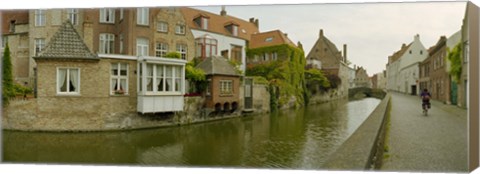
[195,2,466,75]
[1,0,468,75]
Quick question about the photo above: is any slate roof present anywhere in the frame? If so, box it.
[249,30,296,49]
[35,21,98,60]
[196,56,240,76]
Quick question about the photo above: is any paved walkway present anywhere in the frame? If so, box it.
[381,92,468,173]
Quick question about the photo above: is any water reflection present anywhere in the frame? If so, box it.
[3,98,380,169]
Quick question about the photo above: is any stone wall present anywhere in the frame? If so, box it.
[322,93,391,170]
[251,84,270,113]
[308,89,346,105]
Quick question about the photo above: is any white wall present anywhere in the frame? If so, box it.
[191,30,247,73]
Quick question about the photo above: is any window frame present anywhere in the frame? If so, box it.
[155,42,168,58]
[99,8,115,24]
[34,38,46,56]
[139,63,183,95]
[67,9,78,25]
[56,67,81,95]
[157,21,168,33]
[136,38,149,56]
[34,10,46,26]
[220,80,233,95]
[176,44,187,60]
[195,36,217,58]
[110,63,129,95]
[136,8,149,26]
[175,24,185,35]
[99,33,115,54]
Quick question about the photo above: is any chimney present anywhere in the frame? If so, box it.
[220,6,227,16]
[414,34,420,41]
[354,65,356,70]
[343,44,347,62]
[249,18,255,23]
[284,33,288,37]
[319,29,324,38]
[254,19,259,28]
[402,43,406,48]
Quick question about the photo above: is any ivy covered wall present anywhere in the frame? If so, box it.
[246,44,307,110]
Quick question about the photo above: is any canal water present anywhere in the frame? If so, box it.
[2,97,380,169]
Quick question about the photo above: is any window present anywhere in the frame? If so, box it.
[136,38,149,56]
[176,44,187,60]
[67,9,78,25]
[201,18,209,30]
[263,53,268,61]
[220,80,233,94]
[175,24,185,35]
[194,16,209,30]
[195,35,217,58]
[137,8,149,25]
[409,50,412,54]
[225,24,238,36]
[120,9,124,20]
[231,45,242,62]
[9,20,15,33]
[143,64,183,93]
[111,63,128,95]
[99,33,115,54]
[57,68,80,94]
[119,34,124,54]
[34,38,46,56]
[265,37,273,42]
[99,8,115,23]
[232,25,238,36]
[157,21,168,32]
[420,50,423,55]
[206,79,211,96]
[272,52,278,61]
[35,10,46,26]
[155,42,168,57]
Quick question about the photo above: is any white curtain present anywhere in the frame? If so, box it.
[146,64,153,91]
[120,79,126,91]
[111,79,117,92]
[58,69,66,92]
[69,69,78,92]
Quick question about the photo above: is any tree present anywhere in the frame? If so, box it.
[447,42,462,83]
[2,43,14,105]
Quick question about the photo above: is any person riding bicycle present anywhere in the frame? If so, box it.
[420,88,431,110]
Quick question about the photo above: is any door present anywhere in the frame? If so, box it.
[244,78,253,110]
[451,81,457,105]
[411,85,417,95]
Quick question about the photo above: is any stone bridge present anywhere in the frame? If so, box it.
[349,87,387,100]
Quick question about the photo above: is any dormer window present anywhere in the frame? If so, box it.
[225,22,239,36]
[194,15,209,30]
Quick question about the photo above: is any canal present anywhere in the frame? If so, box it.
[2,97,380,169]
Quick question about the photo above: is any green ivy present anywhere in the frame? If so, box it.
[185,59,207,93]
[448,42,462,83]
[165,52,181,59]
[246,44,307,110]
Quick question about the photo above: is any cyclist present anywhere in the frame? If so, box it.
[420,88,431,112]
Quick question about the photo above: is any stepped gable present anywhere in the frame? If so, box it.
[196,56,240,76]
[35,21,98,60]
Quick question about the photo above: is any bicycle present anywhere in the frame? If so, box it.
[422,102,430,116]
